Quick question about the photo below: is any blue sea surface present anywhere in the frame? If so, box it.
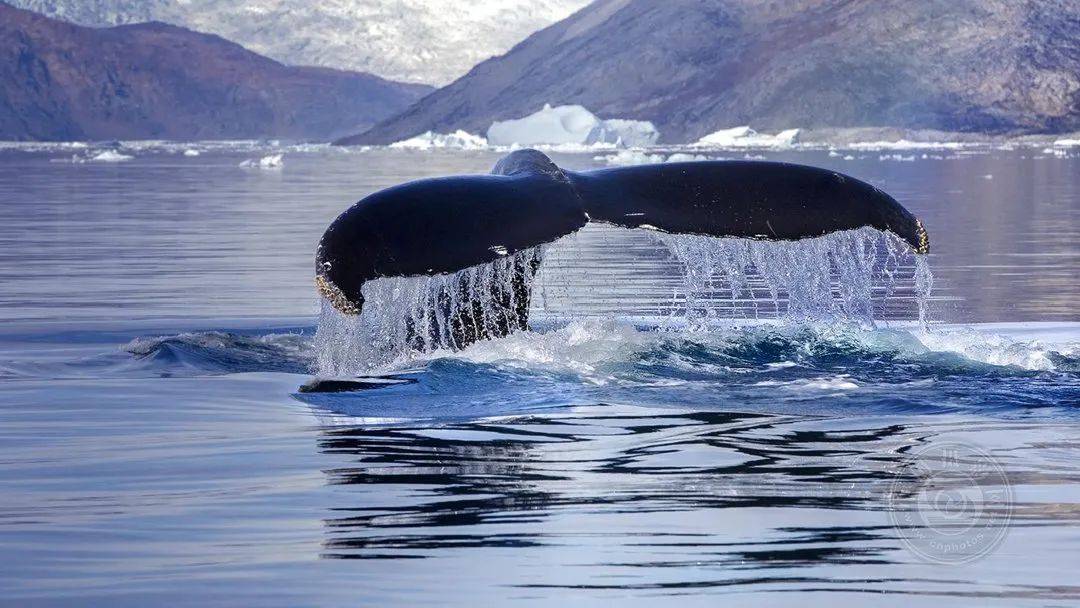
[0,143,1078,606]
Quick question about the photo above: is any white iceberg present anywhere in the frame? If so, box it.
[1052,138,1080,147]
[240,153,284,169]
[585,118,660,148]
[88,150,134,162]
[389,130,488,150]
[665,153,709,163]
[487,104,659,148]
[692,126,800,149]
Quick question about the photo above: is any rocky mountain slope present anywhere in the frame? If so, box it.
[344,0,1080,144]
[0,3,431,141]
[9,0,590,85]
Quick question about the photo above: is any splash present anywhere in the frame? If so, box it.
[656,227,929,327]
[315,248,544,376]
[315,227,932,375]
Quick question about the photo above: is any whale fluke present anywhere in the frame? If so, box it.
[316,150,928,325]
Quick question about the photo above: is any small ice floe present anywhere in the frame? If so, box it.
[66,149,134,163]
[878,153,916,162]
[596,150,710,166]
[846,139,972,151]
[240,153,284,169]
[1053,138,1080,147]
[691,126,799,149]
[183,149,201,157]
[389,130,488,150]
[487,104,659,148]
[665,153,709,163]
[596,149,665,166]
[88,149,134,162]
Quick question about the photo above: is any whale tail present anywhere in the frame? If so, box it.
[316,149,928,339]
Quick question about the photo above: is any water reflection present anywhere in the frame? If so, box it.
[311,409,1079,600]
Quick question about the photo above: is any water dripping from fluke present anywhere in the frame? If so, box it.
[312,226,933,378]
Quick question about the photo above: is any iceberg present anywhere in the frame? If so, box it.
[389,130,488,150]
[240,153,284,169]
[88,150,134,162]
[692,126,800,149]
[486,104,659,148]
[665,153,709,163]
[585,118,660,148]
[65,149,133,163]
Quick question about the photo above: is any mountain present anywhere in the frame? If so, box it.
[343,0,1080,145]
[8,0,591,85]
[0,3,431,141]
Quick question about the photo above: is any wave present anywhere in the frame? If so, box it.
[123,331,312,375]
[54,319,1072,418]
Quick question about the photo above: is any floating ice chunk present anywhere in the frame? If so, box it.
[665,153,709,163]
[240,153,284,169]
[597,150,665,166]
[879,154,916,162]
[487,104,659,148]
[390,130,488,150]
[846,140,972,151]
[1052,138,1080,147]
[692,126,800,149]
[596,151,710,166]
[183,149,201,157]
[87,150,134,162]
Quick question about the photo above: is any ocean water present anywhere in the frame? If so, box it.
[0,143,1078,606]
